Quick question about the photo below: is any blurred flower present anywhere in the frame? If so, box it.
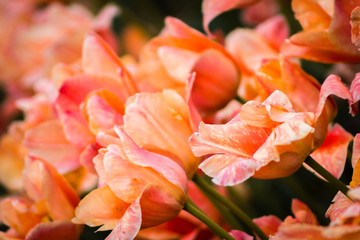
[0,156,81,240]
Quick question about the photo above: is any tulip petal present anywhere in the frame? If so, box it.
[202,0,259,37]
[82,32,137,98]
[190,49,239,114]
[190,121,269,158]
[199,154,260,186]
[309,124,353,179]
[72,186,129,230]
[253,215,282,238]
[351,6,360,48]
[350,134,360,187]
[350,73,360,115]
[106,195,142,240]
[25,221,81,240]
[229,230,254,240]
[255,15,289,51]
[124,90,196,178]
[23,119,80,173]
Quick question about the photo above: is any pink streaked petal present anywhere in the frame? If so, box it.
[316,74,353,119]
[25,221,82,240]
[253,119,314,163]
[190,121,269,158]
[106,195,142,240]
[202,0,259,37]
[115,127,188,194]
[23,120,80,174]
[326,190,353,222]
[309,124,353,179]
[255,15,289,51]
[350,73,360,115]
[72,186,129,230]
[239,101,278,128]
[79,143,100,174]
[199,154,261,186]
[229,230,254,240]
[262,90,294,112]
[253,215,282,238]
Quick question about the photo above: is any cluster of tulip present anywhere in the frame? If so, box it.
[1,0,360,239]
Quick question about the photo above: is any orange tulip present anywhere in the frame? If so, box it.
[72,127,188,238]
[190,75,352,185]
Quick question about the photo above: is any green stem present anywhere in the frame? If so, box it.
[235,95,247,104]
[193,175,268,240]
[198,185,244,230]
[183,200,235,240]
[304,156,352,200]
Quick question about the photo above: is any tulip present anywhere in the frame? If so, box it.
[190,75,352,186]
[72,127,188,238]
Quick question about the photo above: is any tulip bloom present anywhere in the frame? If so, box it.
[72,127,188,238]
[0,157,81,240]
[136,17,239,116]
[282,0,360,62]
[124,90,199,178]
[190,75,352,186]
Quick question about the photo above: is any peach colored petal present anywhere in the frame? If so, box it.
[115,127,188,195]
[199,154,261,186]
[292,0,331,30]
[0,197,42,236]
[25,221,82,240]
[291,199,318,225]
[94,128,187,203]
[72,186,129,230]
[239,101,279,128]
[106,195,142,240]
[140,185,185,227]
[124,90,197,178]
[190,121,269,158]
[351,6,360,49]
[190,49,239,114]
[0,134,25,191]
[309,124,353,179]
[225,28,278,74]
[241,0,279,27]
[82,32,137,99]
[326,190,353,222]
[281,31,360,63]
[202,0,259,36]
[81,90,124,134]
[23,119,80,173]
[157,46,199,83]
[253,215,282,237]
[255,15,289,51]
